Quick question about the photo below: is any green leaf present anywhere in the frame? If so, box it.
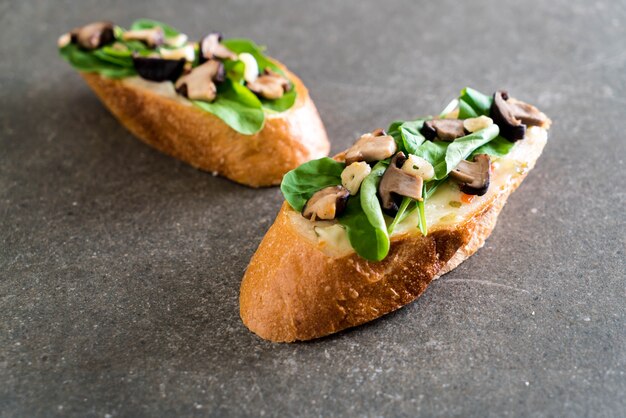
[59,43,136,78]
[340,195,390,262]
[129,18,181,38]
[417,199,427,236]
[458,87,493,119]
[92,48,134,67]
[387,119,428,155]
[222,39,279,73]
[413,140,448,169]
[441,124,500,178]
[280,158,344,212]
[471,135,515,157]
[338,161,390,261]
[387,196,412,235]
[192,79,265,135]
[260,88,297,112]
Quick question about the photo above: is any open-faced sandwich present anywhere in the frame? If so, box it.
[240,88,551,342]
[58,19,329,187]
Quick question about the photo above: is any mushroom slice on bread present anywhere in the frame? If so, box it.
[378,152,424,216]
[71,21,115,50]
[247,69,292,100]
[132,55,186,82]
[122,27,165,48]
[449,154,491,196]
[200,32,237,61]
[302,186,350,221]
[421,119,467,142]
[490,90,551,141]
[344,129,397,165]
[175,60,224,102]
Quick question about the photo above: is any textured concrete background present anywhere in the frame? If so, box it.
[1,0,625,416]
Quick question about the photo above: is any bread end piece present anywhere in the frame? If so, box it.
[80,68,329,187]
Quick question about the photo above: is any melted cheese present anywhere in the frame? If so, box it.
[122,77,191,105]
[290,126,548,257]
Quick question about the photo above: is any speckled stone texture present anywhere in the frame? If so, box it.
[1,0,624,417]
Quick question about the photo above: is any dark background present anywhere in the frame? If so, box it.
[1,0,625,416]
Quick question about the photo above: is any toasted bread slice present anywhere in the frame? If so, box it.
[240,126,548,342]
[80,67,329,187]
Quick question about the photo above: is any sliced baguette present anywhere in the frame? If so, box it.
[80,66,329,187]
[240,126,548,342]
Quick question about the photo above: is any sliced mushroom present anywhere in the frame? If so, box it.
[174,59,224,102]
[344,129,397,166]
[159,44,195,62]
[378,152,424,216]
[449,154,491,196]
[246,68,291,100]
[200,32,237,61]
[506,97,551,128]
[73,21,115,50]
[122,27,164,48]
[302,186,350,221]
[132,55,186,82]
[421,119,467,142]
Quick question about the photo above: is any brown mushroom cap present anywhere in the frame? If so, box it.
[449,154,491,196]
[132,55,186,82]
[174,60,224,102]
[246,68,291,100]
[378,152,424,216]
[421,119,467,142]
[506,97,552,128]
[344,130,397,166]
[302,186,350,221]
[122,27,165,48]
[74,21,115,50]
[200,32,237,61]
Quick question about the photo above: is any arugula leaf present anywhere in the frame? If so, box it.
[340,195,390,262]
[129,18,181,38]
[343,161,391,261]
[192,79,265,135]
[387,119,428,155]
[471,135,514,157]
[458,87,492,119]
[280,158,344,212]
[59,43,137,78]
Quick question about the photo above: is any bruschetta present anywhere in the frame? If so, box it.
[240,88,551,341]
[58,19,329,187]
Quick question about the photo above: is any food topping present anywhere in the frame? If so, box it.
[401,154,435,181]
[449,154,491,196]
[302,186,350,221]
[159,44,195,62]
[164,33,188,48]
[239,53,259,83]
[463,115,493,133]
[175,59,224,102]
[421,119,466,142]
[247,69,291,100]
[341,162,372,195]
[132,55,186,82]
[73,21,115,50]
[379,152,424,216]
[122,27,165,48]
[344,129,397,165]
[200,32,237,61]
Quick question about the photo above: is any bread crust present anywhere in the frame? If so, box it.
[240,143,541,342]
[80,67,329,187]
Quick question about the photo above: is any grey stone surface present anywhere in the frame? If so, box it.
[1,0,625,416]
